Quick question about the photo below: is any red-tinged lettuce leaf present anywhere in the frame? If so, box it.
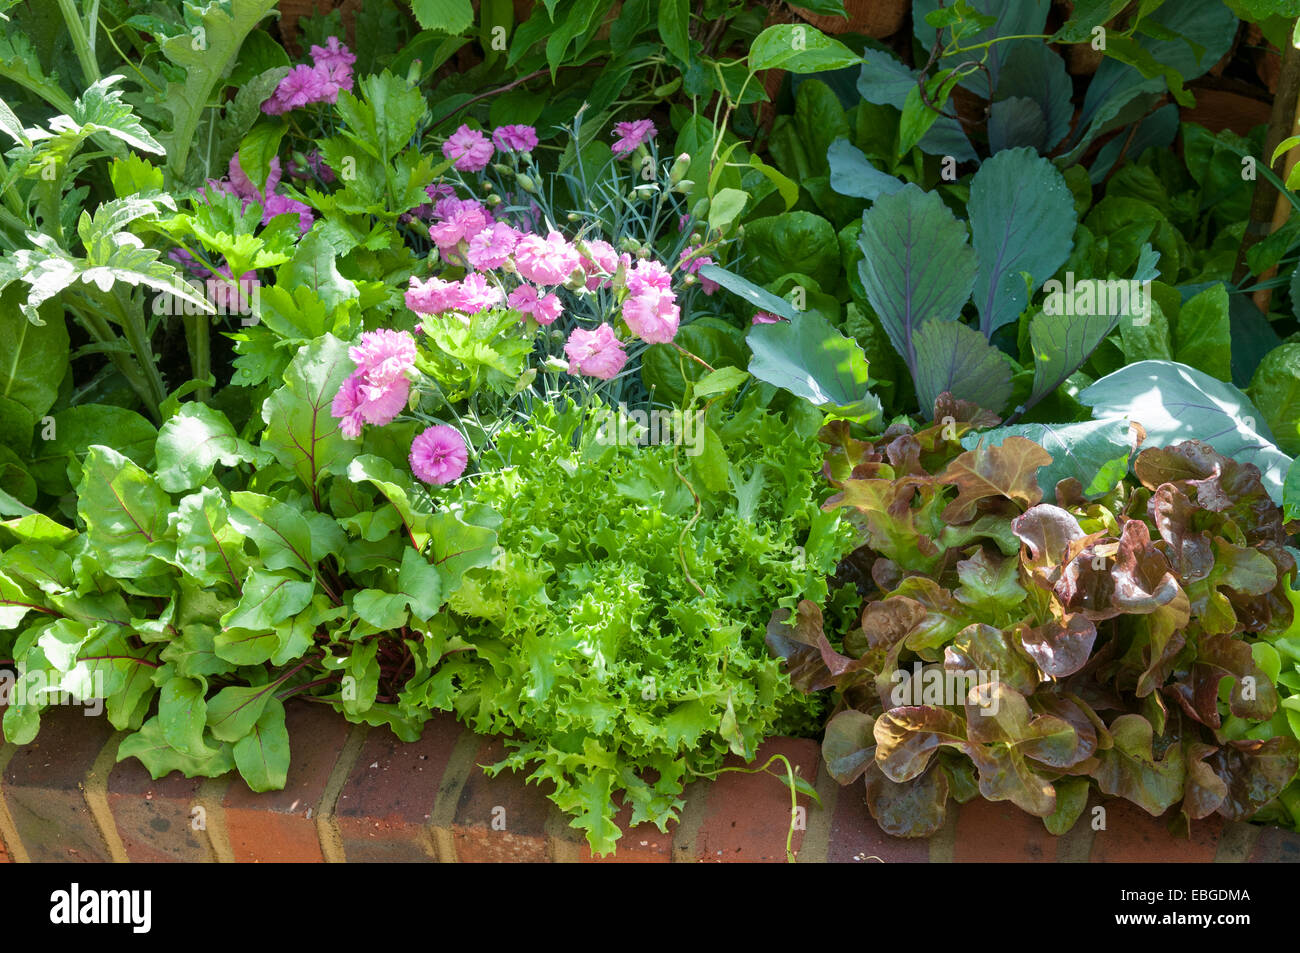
[936,436,1053,523]
[1168,632,1277,728]
[874,705,968,782]
[765,600,863,692]
[1208,737,1300,820]
[1019,615,1097,678]
[944,623,1039,695]
[1132,605,1189,698]
[1148,483,1213,583]
[1092,713,1185,816]
[860,595,927,651]
[965,742,1059,817]
[822,709,876,784]
[1031,694,1100,767]
[824,477,945,572]
[952,548,1027,618]
[1012,503,1093,591]
[893,577,974,654]
[1112,518,1185,615]
[964,682,1081,770]
[1045,776,1091,834]
[864,759,951,837]
[1182,741,1228,821]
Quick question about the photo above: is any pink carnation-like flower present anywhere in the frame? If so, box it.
[349,329,417,390]
[429,200,490,253]
[406,275,464,315]
[443,124,494,172]
[262,63,336,114]
[507,285,563,325]
[331,372,367,440]
[624,258,672,296]
[513,231,581,286]
[579,238,620,290]
[313,61,353,101]
[457,273,504,314]
[679,246,718,294]
[310,37,356,72]
[752,312,785,325]
[332,329,418,438]
[611,119,656,156]
[467,222,520,271]
[621,288,680,344]
[492,124,538,152]
[565,324,627,380]
[410,425,469,485]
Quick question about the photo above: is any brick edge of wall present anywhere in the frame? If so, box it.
[2,703,1299,863]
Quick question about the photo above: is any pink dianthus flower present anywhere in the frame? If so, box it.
[492,124,538,152]
[443,124,494,172]
[611,119,656,156]
[565,324,627,380]
[410,425,469,484]
[513,231,581,285]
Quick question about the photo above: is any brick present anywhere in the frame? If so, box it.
[826,780,930,863]
[107,758,212,862]
[335,714,464,862]
[1090,801,1222,863]
[2,705,116,862]
[222,701,350,862]
[580,800,672,863]
[953,798,1058,862]
[1249,825,1300,862]
[694,738,820,863]
[451,737,552,862]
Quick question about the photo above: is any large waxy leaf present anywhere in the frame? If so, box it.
[77,445,173,576]
[155,403,268,491]
[260,334,356,497]
[994,40,1073,151]
[748,24,860,73]
[826,139,905,200]
[698,264,799,321]
[857,183,976,378]
[912,320,1013,417]
[1021,243,1160,415]
[746,311,881,421]
[855,49,976,161]
[1078,360,1292,504]
[968,148,1076,337]
[1093,713,1185,815]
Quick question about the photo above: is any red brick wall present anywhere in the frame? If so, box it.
[0,702,1293,863]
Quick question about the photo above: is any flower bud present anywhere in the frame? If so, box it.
[690,231,703,244]
[692,197,710,219]
[566,211,579,222]
[669,153,691,185]
[653,77,682,99]
[511,367,538,395]
[492,163,512,175]
[487,193,502,206]
[406,59,422,85]
[516,173,538,194]
[671,179,694,194]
